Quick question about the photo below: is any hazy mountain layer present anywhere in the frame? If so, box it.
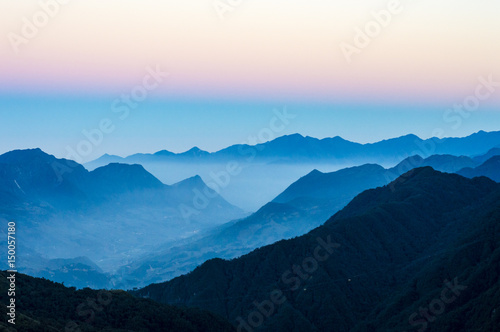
[0,149,245,288]
[84,130,500,210]
[117,152,499,289]
[457,156,500,182]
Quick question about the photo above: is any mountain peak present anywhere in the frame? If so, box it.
[483,155,500,164]
[154,149,174,156]
[100,153,122,159]
[307,169,323,177]
[388,133,421,142]
[89,163,164,192]
[403,133,420,139]
[0,148,52,164]
[0,148,86,175]
[278,133,305,141]
[392,155,424,170]
[188,174,204,182]
[180,147,209,156]
[287,133,305,138]
[172,175,206,188]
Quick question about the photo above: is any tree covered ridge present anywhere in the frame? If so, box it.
[134,168,500,331]
[0,271,235,331]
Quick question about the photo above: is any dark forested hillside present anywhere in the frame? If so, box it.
[122,154,500,289]
[0,271,235,332]
[134,168,500,331]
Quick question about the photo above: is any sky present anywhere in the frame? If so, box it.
[0,0,499,161]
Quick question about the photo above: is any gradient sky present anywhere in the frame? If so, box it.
[0,0,499,161]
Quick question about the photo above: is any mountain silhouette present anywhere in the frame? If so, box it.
[0,271,235,331]
[0,149,245,289]
[457,155,500,182]
[118,152,500,289]
[88,163,164,193]
[134,168,500,331]
[86,130,500,169]
[472,147,500,165]
[83,131,500,211]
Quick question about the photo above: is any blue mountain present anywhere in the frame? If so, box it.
[457,155,500,182]
[133,168,500,332]
[86,130,500,169]
[0,149,245,289]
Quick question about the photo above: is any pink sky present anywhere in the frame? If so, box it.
[0,0,499,105]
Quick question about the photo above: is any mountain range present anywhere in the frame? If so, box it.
[2,141,499,291]
[83,130,500,211]
[116,151,500,289]
[0,149,245,288]
[87,131,500,167]
[1,137,500,331]
[134,168,500,331]
[458,155,500,182]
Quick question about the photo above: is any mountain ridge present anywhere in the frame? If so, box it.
[133,168,500,331]
[86,130,500,168]
[0,270,236,331]
[117,152,500,289]
[0,148,246,289]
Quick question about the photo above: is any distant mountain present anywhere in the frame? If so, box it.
[14,245,111,289]
[4,147,499,290]
[88,162,164,194]
[180,147,212,158]
[457,156,500,182]
[0,271,235,331]
[0,148,88,209]
[418,154,476,172]
[0,149,245,288]
[472,147,500,165]
[87,131,500,168]
[114,163,393,288]
[0,148,243,219]
[134,168,500,331]
[273,164,387,204]
[117,152,500,289]
[89,152,125,164]
[115,201,317,289]
[84,131,500,211]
